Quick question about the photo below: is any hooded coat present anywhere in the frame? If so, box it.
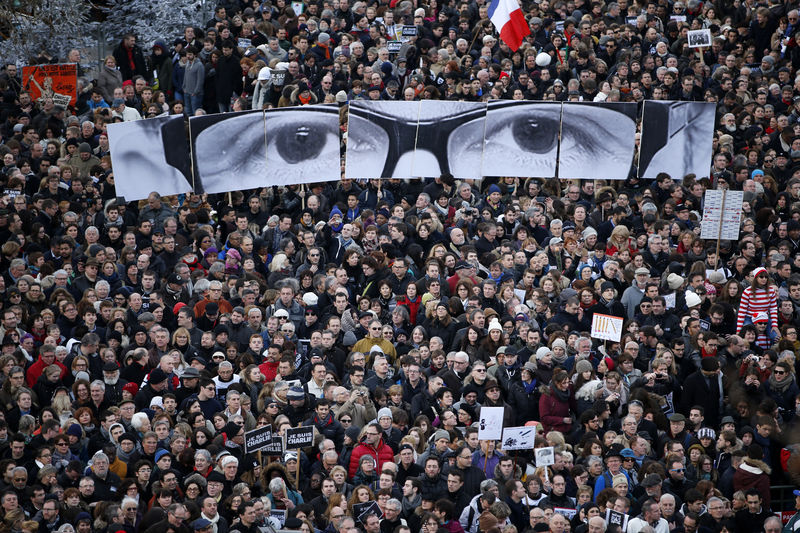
[733,457,772,508]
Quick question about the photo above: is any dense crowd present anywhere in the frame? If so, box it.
[3,0,800,531]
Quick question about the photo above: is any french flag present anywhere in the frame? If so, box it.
[488,0,530,52]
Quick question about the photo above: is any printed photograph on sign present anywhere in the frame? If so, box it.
[535,446,555,466]
[107,115,193,201]
[413,100,486,179]
[189,110,267,194]
[481,100,561,178]
[557,102,637,180]
[638,101,716,180]
[189,109,266,194]
[346,100,420,179]
[687,28,712,47]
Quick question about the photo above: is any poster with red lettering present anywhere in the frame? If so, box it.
[22,64,78,108]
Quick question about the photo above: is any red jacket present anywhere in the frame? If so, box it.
[259,360,279,382]
[396,296,421,326]
[26,356,67,388]
[348,436,394,479]
[538,386,574,433]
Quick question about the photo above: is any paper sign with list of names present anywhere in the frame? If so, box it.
[700,190,743,241]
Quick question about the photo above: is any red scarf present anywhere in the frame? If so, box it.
[125,45,135,72]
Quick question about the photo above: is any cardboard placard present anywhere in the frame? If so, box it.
[478,406,504,440]
[535,446,555,466]
[286,426,314,449]
[591,313,623,342]
[401,25,418,36]
[22,64,78,107]
[501,426,536,450]
[244,424,273,454]
[238,38,252,49]
[387,41,403,53]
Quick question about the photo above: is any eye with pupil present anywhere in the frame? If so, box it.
[513,118,558,153]
[275,124,325,164]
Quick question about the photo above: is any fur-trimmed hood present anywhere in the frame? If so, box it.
[262,461,298,490]
[740,457,772,475]
[575,379,604,401]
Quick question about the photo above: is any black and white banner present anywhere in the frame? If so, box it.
[346,100,639,180]
[109,105,340,200]
[638,101,716,179]
[108,100,715,201]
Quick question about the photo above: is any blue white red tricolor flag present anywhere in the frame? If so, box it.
[488,0,530,51]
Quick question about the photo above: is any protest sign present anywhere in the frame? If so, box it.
[501,427,536,450]
[591,313,623,342]
[22,64,77,107]
[286,426,314,449]
[535,446,555,466]
[264,435,284,455]
[688,29,711,47]
[700,190,743,241]
[353,502,382,524]
[605,509,629,530]
[478,407,504,440]
[244,425,272,454]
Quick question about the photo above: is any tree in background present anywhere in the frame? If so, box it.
[0,0,94,65]
[100,0,207,49]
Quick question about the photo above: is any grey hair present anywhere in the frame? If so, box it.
[269,477,287,494]
[90,380,106,391]
[194,278,211,293]
[386,498,402,510]
[18,415,36,433]
[480,479,498,492]
[91,451,109,463]
[195,449,212,462]
[131,412,150,431]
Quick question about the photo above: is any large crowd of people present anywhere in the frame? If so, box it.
[2,0,800,532]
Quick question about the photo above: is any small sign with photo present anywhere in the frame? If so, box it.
[687,28,711,48]
[535,446,555,466]
[270,509,286,527]
[605,509,629,530]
